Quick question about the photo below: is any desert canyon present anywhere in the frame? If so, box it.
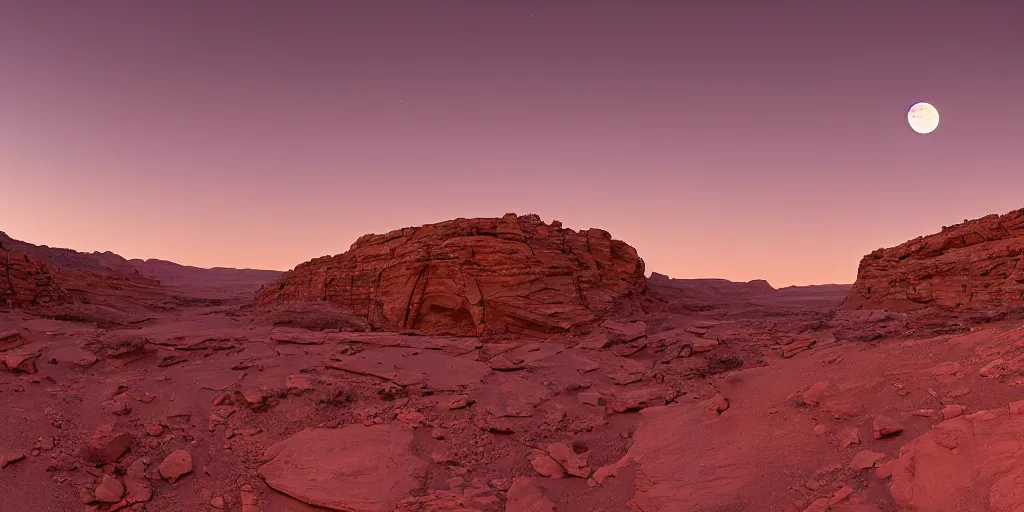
[6,209,1024,512]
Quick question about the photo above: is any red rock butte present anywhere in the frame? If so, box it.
[254,213,647,335]
[843,208,1024,315]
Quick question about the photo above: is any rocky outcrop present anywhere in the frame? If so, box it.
[842,208,1024,314]
[254,214,646,335]
[0,246,73,310]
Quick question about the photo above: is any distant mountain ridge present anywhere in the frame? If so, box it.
[0,231,282,288]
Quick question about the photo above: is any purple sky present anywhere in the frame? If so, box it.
[2,1,1022,286]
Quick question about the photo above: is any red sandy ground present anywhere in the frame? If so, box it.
[3,259,1023,511]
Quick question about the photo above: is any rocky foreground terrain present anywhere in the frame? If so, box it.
[6,212,1024,511]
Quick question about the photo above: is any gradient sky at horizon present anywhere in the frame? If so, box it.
[2,1,1023,286]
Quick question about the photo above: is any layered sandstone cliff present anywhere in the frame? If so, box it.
[254,214,647,335]
[0,245,73,310]
[842,208,1024,314]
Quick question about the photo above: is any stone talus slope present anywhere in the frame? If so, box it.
[842,208,1024,314]
[254,214,647,335]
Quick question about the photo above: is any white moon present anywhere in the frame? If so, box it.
[907,102,940,134]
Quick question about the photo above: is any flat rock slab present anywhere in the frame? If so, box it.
[152,336,239,350]
[393,336,482,356]
[258,425,426,512]
[334,333,482,356]
[327,332,406,347]
[499,343,566,368]
[584,350,650,385]
[327,347,490,391]
[269,327,326,345]
[473,375,553,418]
[625,403,756,511]
[0,330,27,352]
[47,346,99,368]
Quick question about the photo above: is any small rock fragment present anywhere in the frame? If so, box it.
[928,362,962,377]
[591,455,633,486]
[979,358,1005,378]
[397,411,425,427]
[38,437,55,451]
[707,393,729,415]
[158,449,193,483]
[3,351,39,373]
[1,451,26,469]
[875,459,897,479]
[547,442,591,478]
[838,427,860,449]
[94,475,125,503]
[941,404,966,420]
[79,487,96,504]
[796,381,829,407]
[803,497,831,512]
[828,486,854,506]
[849,450,886,470]
[241,487,257,512]
[104,400,132,416]
[87,424,134,464]
[966,410,998,421]
[448,395,473,410]
[527,450,565,479]
[124,474,152,502]
[872,415,903,439]
[1011,400,1024,414]
[430,451,455,464]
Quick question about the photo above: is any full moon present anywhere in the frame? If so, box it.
[907,102,940,134]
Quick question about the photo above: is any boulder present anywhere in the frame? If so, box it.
[86,424,134,464]
[158,450,193,483]
[93,475,124,503]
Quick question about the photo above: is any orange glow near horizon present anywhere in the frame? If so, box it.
[2,3,1023,287]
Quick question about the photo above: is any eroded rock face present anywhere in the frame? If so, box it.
[0,246,73,310]
[254,214,646,335]
[842,208,1024,314]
